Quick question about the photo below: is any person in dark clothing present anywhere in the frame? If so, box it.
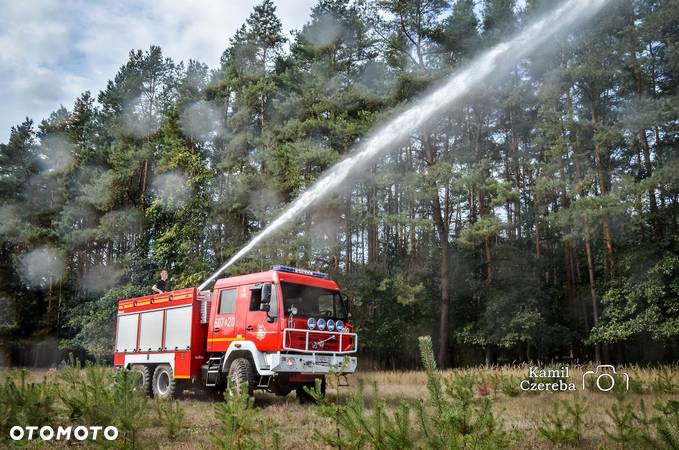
[152,270,170,294]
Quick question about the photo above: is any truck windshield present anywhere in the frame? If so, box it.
[281,282,347,320]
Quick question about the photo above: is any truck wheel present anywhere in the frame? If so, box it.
[152,365,176,400]
[296,377,326,404]
[227,358,254,397]
[131,365,152,397]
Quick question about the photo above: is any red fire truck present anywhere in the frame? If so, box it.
[113,266,357,401]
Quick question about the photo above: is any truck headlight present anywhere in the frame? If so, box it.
[336,320,344,331]
[327,319,335,331]
[307,317,316,329]
[317,318,326,331]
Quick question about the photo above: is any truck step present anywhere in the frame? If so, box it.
[205,356,224,387]
[256,376,271,388]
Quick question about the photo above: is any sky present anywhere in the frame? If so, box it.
[0,0,316,144]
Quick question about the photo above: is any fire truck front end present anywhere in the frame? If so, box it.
[203,266,357,401]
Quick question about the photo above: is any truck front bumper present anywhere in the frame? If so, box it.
[266,352,357,374]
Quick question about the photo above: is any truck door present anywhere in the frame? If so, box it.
[244,283,279,351]
[208,287,238,352]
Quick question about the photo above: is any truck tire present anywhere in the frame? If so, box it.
[131,365,152,397]
[152,365,176,400]
[227,358,254,397]
[296,377,326,404]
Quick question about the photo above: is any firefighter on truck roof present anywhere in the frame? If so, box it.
[152,270,170,294]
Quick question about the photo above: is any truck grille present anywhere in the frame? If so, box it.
[282,328,357,354]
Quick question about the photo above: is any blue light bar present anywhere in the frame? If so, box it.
[271,265,329,279]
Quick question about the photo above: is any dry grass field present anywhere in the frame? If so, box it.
[2,363,678,449]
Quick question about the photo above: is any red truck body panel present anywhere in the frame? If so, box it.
[113,288,206,379]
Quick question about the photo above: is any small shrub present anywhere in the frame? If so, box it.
[0,370,59,446]
[500,375,521,397]
[600,399,679,450]
[628,376,644,395]
[650,368,677,394]
[538,398,587,446]
[311,379,415,450]
[57,357,112,424]
[309,336,517,449]
[210,386,258,450]
[154,399,185,440]
[421,336,517,449]
[651,399,679,449]
[106,368,151,449]
[602,401,639,448]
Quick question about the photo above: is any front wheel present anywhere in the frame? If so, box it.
[152,365,176,400]
[227,358,254,397]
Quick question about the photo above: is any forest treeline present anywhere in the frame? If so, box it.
[0,0,677,368]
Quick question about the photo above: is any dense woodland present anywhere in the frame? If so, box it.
[0,0,677,369]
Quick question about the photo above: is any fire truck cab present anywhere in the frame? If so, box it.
[113,266,357,401]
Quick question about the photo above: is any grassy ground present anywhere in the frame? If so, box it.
[2,364,678,449]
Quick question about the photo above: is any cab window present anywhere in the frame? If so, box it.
[250,287,262,311]
[249,283,278,320]
[219,289,236,314]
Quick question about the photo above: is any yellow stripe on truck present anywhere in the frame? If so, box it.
[207,337,245,343]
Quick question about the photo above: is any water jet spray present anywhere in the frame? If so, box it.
[198,0,609,291]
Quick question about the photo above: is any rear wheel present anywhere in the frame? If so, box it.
[130,365,152,397]
[227,358,254,397]
[152,365,176,400]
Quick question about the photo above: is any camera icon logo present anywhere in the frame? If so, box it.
[582,365,629,392]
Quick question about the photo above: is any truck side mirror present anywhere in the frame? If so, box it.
[261,284,272,304]
[341,293,350,316]
[260,303,270,312]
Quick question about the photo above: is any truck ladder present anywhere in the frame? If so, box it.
[205,355,223,387]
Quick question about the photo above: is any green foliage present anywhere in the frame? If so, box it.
[592,252,679,344]
[538,399,588,445]
[649,368,678,395]
[592,399,679,450]
[153,400,185,441]
[310,335,517,449]
[57,357,114,423]
[652,399,679,449]
[209,384,281,450]
[63,362,151,449]
[603,401,642,448]
[105,369,151,449]
[210,387,258,450]
[418,336,518,449]
[0,364,151,448]
[499,375,521,397]
[0,370,59,446]
[313,382,415,450]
